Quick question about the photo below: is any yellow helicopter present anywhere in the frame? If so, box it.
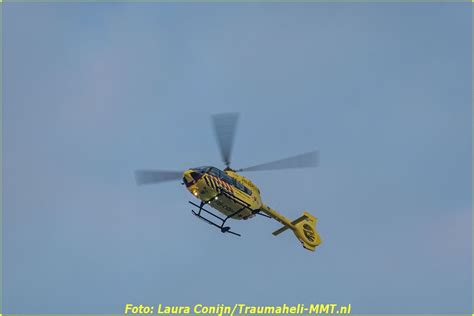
[135,113,322,251]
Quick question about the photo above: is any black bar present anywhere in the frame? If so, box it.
[226,230,241,237]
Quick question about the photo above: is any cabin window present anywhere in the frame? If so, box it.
[221,173,235,185]
[235,182,244,191]
[234,181,252,196]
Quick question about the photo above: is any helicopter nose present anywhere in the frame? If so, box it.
[182,169,193,184]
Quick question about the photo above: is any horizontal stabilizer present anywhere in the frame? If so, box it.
[272,225,290,236]
[272,214,308,236]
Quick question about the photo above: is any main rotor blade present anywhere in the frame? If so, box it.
[237,151,319,172]
[134,170,183,185]
[212,113,239,168]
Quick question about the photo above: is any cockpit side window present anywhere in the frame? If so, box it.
[190,172,202,181]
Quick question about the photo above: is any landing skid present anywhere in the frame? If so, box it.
[190,200,242,236]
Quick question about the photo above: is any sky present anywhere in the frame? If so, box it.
[3,2,472,314]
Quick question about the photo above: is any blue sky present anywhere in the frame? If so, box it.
[3,3,472,314]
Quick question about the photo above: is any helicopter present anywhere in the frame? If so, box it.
[135,113,322,251]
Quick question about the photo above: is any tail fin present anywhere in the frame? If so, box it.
[272,211,321,251]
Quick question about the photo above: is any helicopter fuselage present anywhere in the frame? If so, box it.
[135,112,322,251]
[183,166,262,220]
[182,166,321,250]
